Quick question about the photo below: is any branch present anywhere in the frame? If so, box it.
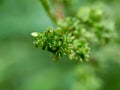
[40,0,57,24]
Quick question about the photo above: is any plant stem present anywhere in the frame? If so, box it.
[40,0,57,24]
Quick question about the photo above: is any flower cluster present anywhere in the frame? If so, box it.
[31,3,116,62]
[77,4,116,44]
[31,26,90,62]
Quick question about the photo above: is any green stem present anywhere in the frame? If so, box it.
[40,0,57,24]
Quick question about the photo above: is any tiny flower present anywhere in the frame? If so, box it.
[31,32,39,37]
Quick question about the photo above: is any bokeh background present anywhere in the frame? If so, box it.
[0,0,120,90]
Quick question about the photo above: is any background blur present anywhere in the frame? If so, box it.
[0,0,120,90]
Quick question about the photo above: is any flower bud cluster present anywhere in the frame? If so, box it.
[31,4,116,62]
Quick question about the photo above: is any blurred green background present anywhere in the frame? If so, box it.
[0,0,120,90]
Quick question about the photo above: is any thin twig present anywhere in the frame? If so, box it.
[40,0,57,24]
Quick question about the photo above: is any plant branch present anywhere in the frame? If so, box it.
[40,0,57,24]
